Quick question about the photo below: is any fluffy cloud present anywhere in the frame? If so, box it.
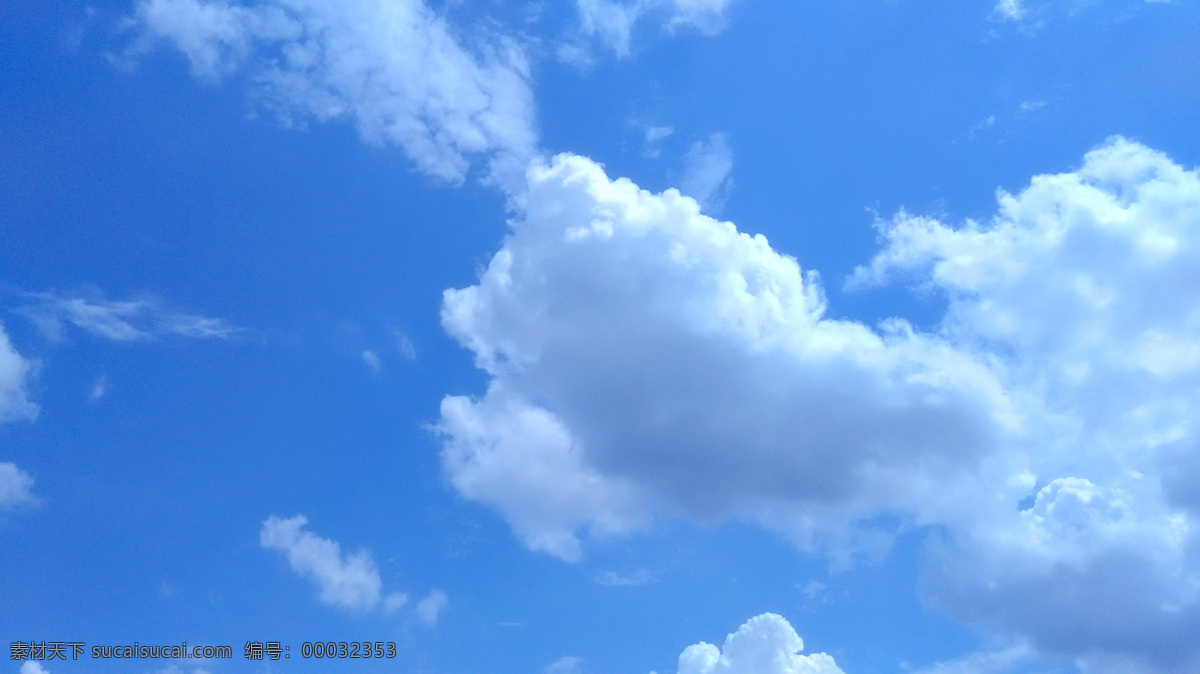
[20,290,238,342]
[438,151,1017,561]
[260,515,408,613]
[20,663,51,674]
[127,0,537,186]
[416,588,448,626]
[676,613,844,674]
[0,324,38,423]
[573,0,735,57]
[439,138,1200,669]
[0,463,38,511]
[856,137,1200,671]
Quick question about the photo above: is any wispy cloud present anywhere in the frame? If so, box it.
[123,0,537,187]
[19,290,238,343]
[361,349,382,373]
[392,329,417,361]
[0,462,39,511]
[88,374,108,402]
[1018,99,1046,113]
[680,132,734,212]
[913,641,1033,674]
[595,568,656,586]
[572,0,736,58]
[992,0,1025,22]
[544,655,584,674]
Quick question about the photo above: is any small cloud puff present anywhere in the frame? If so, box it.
[0,463,39,511]
[361,349,382,373]
[677,613,844,674]
[544,655,584,674]
[416,589,448,626]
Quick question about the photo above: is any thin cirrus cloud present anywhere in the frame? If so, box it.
[680,132,734,213]
[259,515,411,614]
[911,641,1033,674]
[19,290,238,343]
[437,137,1200,670]
[544,655,584,674]
[123,0,539,188]
[595,568,656,586]
[573,0,735,58]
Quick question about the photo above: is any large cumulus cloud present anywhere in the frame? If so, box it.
[437,152,1026,561]
[855,137,1200,672]
[437,138,1200,669]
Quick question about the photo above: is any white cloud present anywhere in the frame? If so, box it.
[89,374,107,401]
[383,591,409,615]
[0,324,38,423]
[675,613,844,674]
[416,589,448,626]
[544,655,584,674]
[20,290,237,342]
[992,0,1024,22]
[126,0,538,187]
[798,579,827,605]
[645,125,674,144]
[1018,99,1046,113]
[640,123,674,158]
[913,641,1033,674]
[393,329,417,360]
[853,136,1200,671]
[666,0,735,32]
[575,0,642,57]
[439,138,1200,669]
[362,349,382,373]
[0,463,38,511]
[572,0,735,58]
[595,568,656,586]
[438,152,1015,562]
[681,132,734,212]
[260,515,385,612]
[20,663,50,674]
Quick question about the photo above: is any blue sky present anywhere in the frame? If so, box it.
[3,0,1200,672]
